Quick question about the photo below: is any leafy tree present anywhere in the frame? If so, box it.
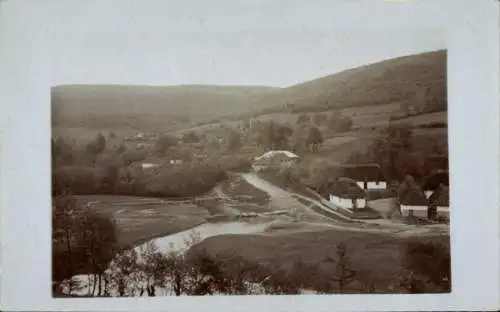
[182,131,199,143]
[52,192,78,290]
[290,126,308,153]
[257,122,292,150]
[313,113,327,125]
[296,113,311,125]
[109,131,116,139]
[86,132,106,155]
[325,243,357,293]
[52,138,75,166]
[100,165,119,193]
[116,143,126,155]
[80,211,119,296]
[401,239,451,293]
[339,116,354,132]
[155,135,177,156]
[227,131,242,152]
[306,126,323,152]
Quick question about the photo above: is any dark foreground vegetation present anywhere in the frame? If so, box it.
[53,192,450,296]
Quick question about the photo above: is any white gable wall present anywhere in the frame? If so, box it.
[356,181,387,190]
[329,195,366,209]
[400,205,428,218]
[437,206,449,219]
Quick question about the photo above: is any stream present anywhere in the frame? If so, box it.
[62,220,274,296]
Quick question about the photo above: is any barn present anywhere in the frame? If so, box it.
[422,169,449,199]
[400,189,429,218]
[335,164,388,191]
[325,177,367,210]
[428,184,450,221]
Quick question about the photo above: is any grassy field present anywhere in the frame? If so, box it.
[220,175,271,205]
[190,229,450,292]
[74,195,211,246]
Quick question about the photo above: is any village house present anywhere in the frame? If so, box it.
[252,150,300,172]
[325,177,367,210]
[428,184,450,221]
[334,164,388,191]
[400,189,429,219]
[422,169,449,199]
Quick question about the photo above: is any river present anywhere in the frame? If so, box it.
[62,220,274,296]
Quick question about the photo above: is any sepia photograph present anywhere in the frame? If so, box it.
[51,26,450,298]
[1,0,499,311]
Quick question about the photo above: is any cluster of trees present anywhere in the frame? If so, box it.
[53,161,228,198]
[296,111,353,133]
[346,123,448,181]
[52,192,119,295]
[52,134,228,198]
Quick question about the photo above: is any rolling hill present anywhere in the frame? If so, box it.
[51,84,280,131]
[246,49,447,116]
[52,49,447,132]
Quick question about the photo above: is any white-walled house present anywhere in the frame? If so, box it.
[428,184,450,221]
[336,164,388,191]
[325,178,367,210]
[400,189,429,218]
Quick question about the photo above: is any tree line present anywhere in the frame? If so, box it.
[346,123,448,182]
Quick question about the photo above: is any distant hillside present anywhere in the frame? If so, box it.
[52,50,447,132]
[52,84,279,131]
[246,49,447,116]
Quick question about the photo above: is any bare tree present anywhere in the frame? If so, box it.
[326,243,357,293]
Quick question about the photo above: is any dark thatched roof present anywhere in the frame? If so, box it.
[422,170,449,191]
[428,185,450,207]
[401,188,428,206]
[325,177,365,199]
[335,164,388,182]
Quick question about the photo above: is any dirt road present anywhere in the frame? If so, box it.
[241,173,333,223]
[241,173,449,237]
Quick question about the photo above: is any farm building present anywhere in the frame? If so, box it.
[252,150,300,172]
[400,189,429,218]
[428,184,450,220]
[427,155,449,172]
[334,164,388,191]
[422,169,449,198]
[325,177,367,210]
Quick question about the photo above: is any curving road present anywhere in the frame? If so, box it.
[241,173,334,223]
[241,172,450,237]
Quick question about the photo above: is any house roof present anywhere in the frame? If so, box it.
[325,177,365,199]
[400,188,428,206]
[422,170,449,191]
[254,150,299,161]
[333,164,388,182]
[428,184,449,207]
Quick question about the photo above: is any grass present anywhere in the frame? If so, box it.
[351,207,383,220]
[190,228,450,292]
[74,195,211,246]
[220,175,271,205]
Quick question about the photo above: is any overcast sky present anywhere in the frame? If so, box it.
[6,0,446,87]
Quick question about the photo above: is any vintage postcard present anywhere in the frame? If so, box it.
[1,0,499,311]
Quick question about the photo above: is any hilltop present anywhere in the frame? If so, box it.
[243,49,446,117]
